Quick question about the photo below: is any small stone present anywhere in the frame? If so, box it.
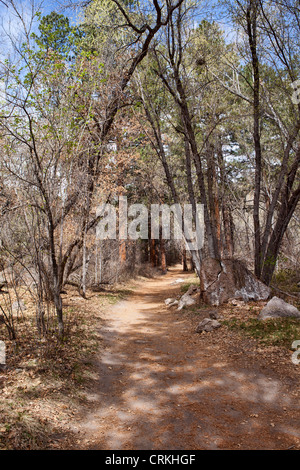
[165,298,176,306]
[165,298,179,308]
[229,299,245,307]
[196,318,221,333]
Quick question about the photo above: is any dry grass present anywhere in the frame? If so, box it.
[0,284,114,450]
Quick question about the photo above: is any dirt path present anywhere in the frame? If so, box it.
[73,267,299,450]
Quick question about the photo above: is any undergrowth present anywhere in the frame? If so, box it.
[223,317,300,349]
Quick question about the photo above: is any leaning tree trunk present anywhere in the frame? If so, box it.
[261,181,300,285]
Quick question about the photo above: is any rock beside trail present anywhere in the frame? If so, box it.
[196,318,222,333]
[177,293,196,311]
[200,258,271,306]
[165,298,179,308]
[258,296,300,321]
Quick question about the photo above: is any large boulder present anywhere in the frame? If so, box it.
[258,296,300,321]
[200,258,271,306]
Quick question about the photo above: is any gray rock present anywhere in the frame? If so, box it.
[165,298,179,308]
[258,296,300,321]
[165,298,176,306]
[177,293,196,311]
[196,318,221,333]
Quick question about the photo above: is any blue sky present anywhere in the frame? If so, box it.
[0,1,234,48]
[42,0,61,12]
[0,0,82,47]
[41,1,82,23]
[0,0,82,31]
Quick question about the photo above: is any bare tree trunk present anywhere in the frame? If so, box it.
[207,141,221,258]
[247,0,263,278]
[261,167,300,284]
[99,243,102,285]
[82,223,88,299]
[95,242,98,285]
[53,284,63,338]
[150,239,157,267]
[160,238,167,274]
[217,138,234,258]
[182,244,188,272]
[223,205,234,258]
[119,240,127,264]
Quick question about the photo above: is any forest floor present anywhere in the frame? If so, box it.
[0,265,299,450]
[63,266,299,451]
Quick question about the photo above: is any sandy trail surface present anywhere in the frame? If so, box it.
[74,267,299,450]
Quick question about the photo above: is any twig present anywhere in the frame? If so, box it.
[270,284,300,300]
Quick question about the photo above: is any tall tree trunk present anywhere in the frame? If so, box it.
[180,106,217,259]
[247,0,263,278]
[207,141,221,258]
[183,137,202,274]
[119,240,127,264]
[82,223,88,299]
[160,237,167,274]
[182,244,188,272]
[150,239,157,267]
[216,136,234,258]
[223,205,234,258]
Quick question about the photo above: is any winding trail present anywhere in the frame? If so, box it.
[75,267,300,450]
